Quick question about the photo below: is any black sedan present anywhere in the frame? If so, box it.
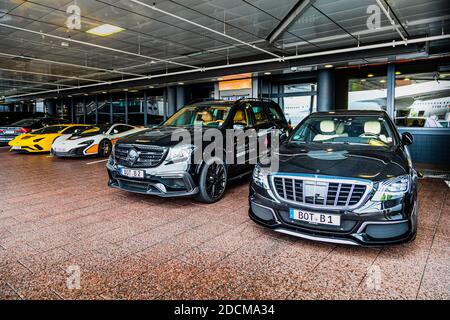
[0,117,70,145]
[249,110,418,246]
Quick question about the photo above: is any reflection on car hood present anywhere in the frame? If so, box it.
[118,126,208,147]
[273,143,408,182]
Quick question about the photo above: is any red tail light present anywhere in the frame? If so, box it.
[16,127,31,133]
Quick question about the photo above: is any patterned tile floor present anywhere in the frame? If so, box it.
[0,147,448,300]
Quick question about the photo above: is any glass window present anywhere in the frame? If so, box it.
[348,76,387,111]
[62,126,88,134]
[290,115,395,147]
[249,104,270,127]
[11,118,40,126]
[394,72,450,128]
[164,104,231,128]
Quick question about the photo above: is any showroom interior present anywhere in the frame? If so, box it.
[0,0,449,300]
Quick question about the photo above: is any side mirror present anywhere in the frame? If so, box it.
[401,132,413,145]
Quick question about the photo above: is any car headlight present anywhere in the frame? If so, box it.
[165,145,195,164]
[372,175,410,201]
[252,164,271,189]
[79,139,94,146]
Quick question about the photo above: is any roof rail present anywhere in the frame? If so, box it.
[236,97,274,103]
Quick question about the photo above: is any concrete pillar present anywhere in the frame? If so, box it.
[143,90,148,126]
[46,99,56,116]
[252,78,259,98]
[317,69,335,112]
[124,92,128,124]
[214,82,220,100]
[176,85,185,110]
[167,86,177,118]
[386,64,396,120]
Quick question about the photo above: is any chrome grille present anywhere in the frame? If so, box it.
[114,144,168,168]
[272,175,369,209]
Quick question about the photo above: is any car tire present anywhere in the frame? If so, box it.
[98,139,112,157]
[195,157,228,203]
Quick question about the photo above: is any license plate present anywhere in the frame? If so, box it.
[11,146,21,150]
[54,147,66,153]
[289,208,340,226]
[120,168,144,179]
[5,130,15,135]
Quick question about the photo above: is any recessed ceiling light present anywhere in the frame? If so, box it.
[150,60,157,64]
[324,64,333,68]
[68,95,72,97]
[360,79,366,82]
[291,66,298,71]
[379,79,386,83]
[264,72,271,75]
[86,24,125,37]
[395,71,402,75]
[404,77,410,81]
[367,73,374,78]
[124,89,128,91]
[217,77,223,81]
[148,85,154,88]
[102,91,107,94]
[84,93,88,96]
[178,82,184,85]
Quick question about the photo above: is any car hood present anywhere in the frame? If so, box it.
[272,143,408,182]
[54,133,101,145]
[118,126,205,147]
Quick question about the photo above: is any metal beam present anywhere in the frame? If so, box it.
[0,22,199,70]
[376,0,407,42]
[5,34,450,99]
[267,0,311,44]
[0,67,105,83]
[0,52,148,78]
[128,0,282,59]
[0,77,74,88]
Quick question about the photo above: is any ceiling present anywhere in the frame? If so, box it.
[0,0,449,100]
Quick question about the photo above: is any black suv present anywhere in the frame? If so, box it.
[249,110,418,246]
[107,99,289,203]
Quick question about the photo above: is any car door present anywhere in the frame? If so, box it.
[248,102,274,161]
[265,101,290,143]
[227,104,255,174]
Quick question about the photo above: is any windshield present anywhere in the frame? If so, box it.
[290,115,396,147]
[11,118,41,127]
[32,126,67,134]
[163,105,231,128]
[73,124,111,137]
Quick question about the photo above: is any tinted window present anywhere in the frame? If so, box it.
[266,104,284,121]
[112,125,134,134]
[11,118,41,127]
[62,126,87,134]
[164,104,231,128]
[33,126,67,134]
[249,104,270,127]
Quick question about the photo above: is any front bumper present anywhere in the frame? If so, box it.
[249,184,417,246]
[107,159,198,197]
[9,144,46,153]
[51,146,89,158]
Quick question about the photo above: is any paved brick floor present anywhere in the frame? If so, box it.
[0,147,448,300]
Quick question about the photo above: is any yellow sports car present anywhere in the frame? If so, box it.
[8,124,90,153]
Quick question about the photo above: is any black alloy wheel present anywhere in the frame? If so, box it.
[196,159,227,203]
[99,139,112,157]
